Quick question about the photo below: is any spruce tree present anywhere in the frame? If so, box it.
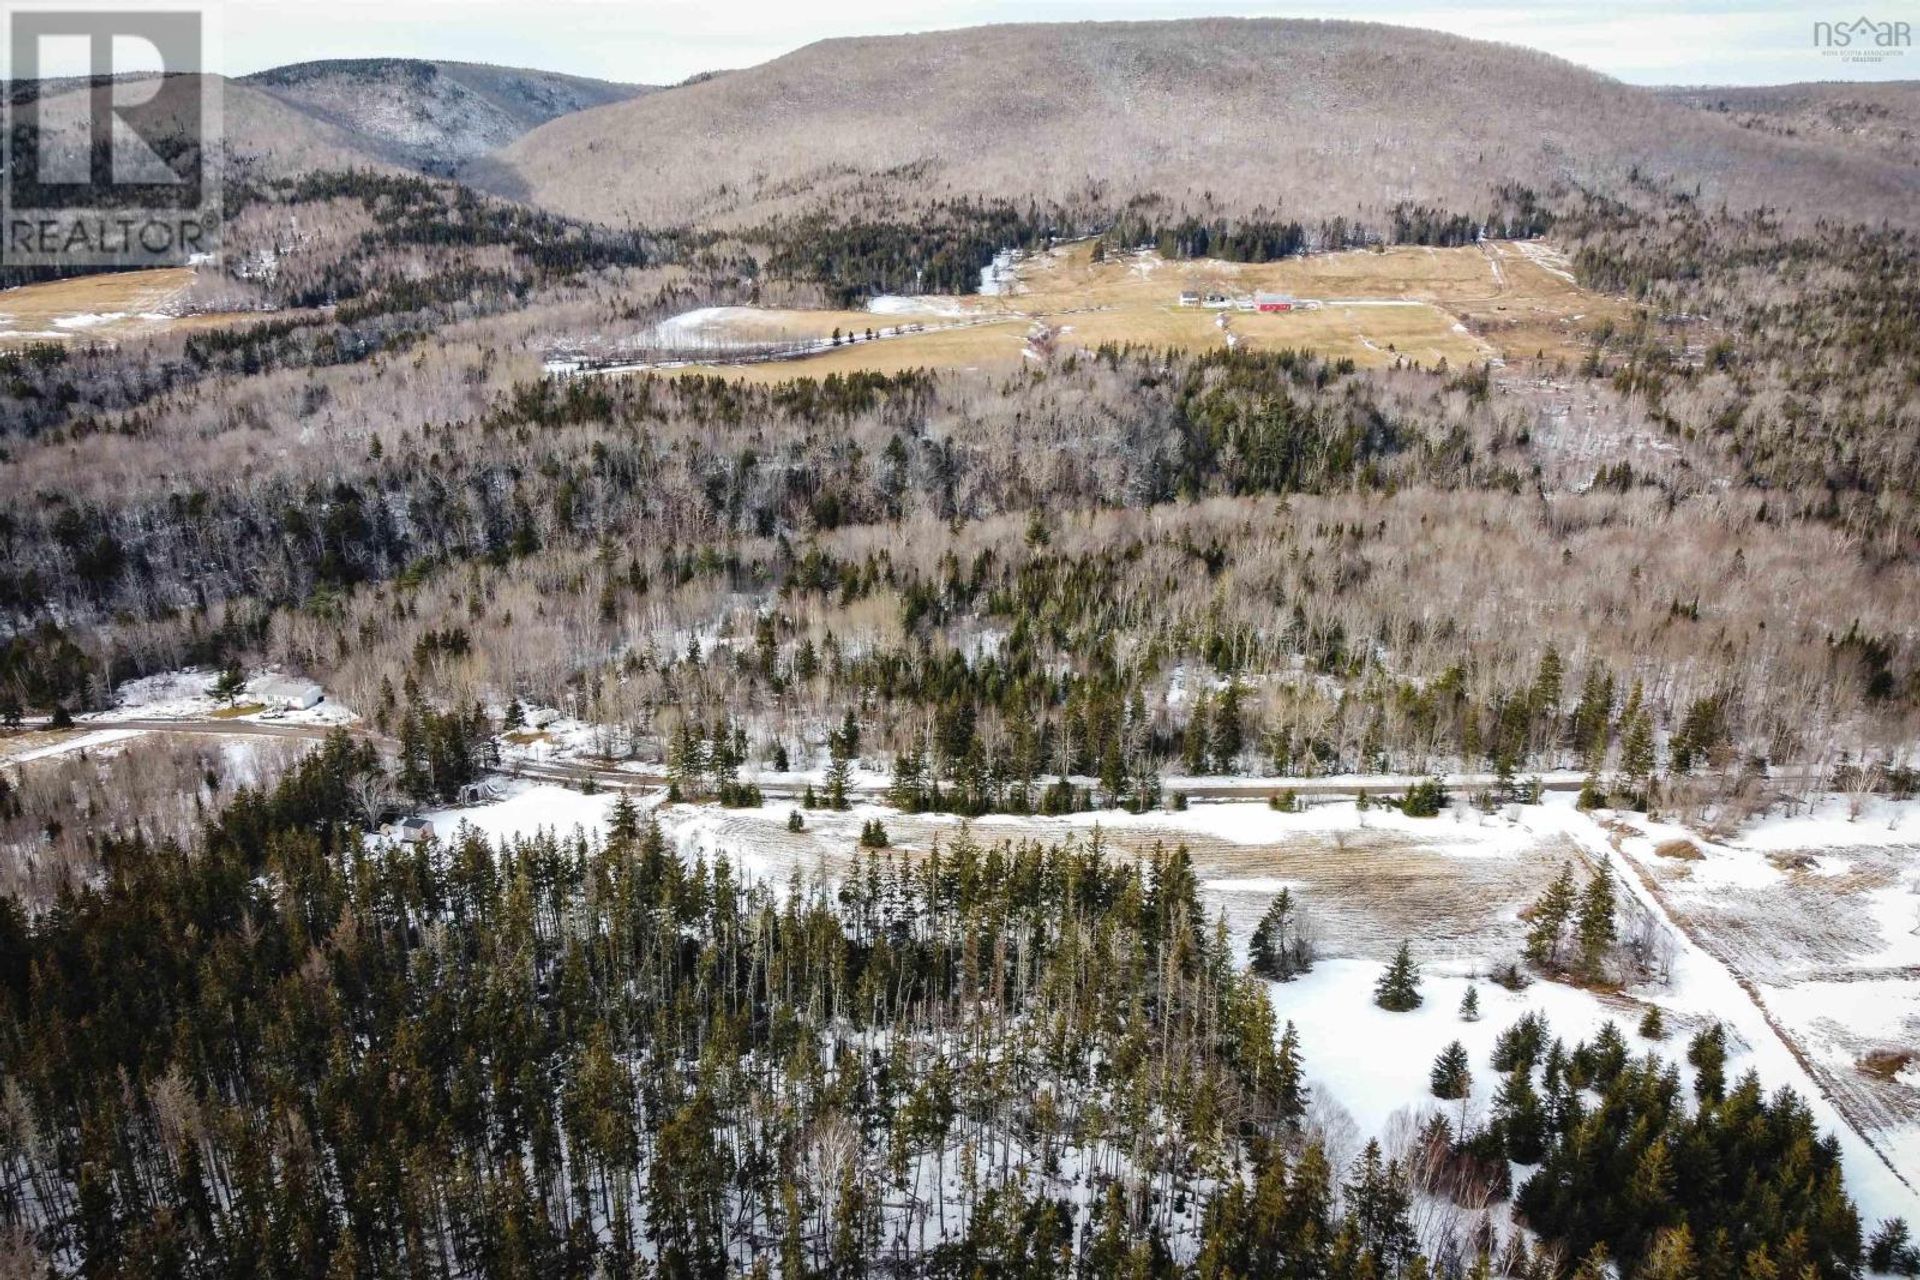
[1687,1024,1727,1103]
[1459,984,1481,1021]
[1525,863,1578,971]
[608,792,640,845]
[1274,1020,1309,1129]
[1430,1041,1472,1100]
[1868,1220,1920,1276]
[1532,644,1564,725]
[1400,777,1446,818]
[1495,1068,1547,1163]
[1638,1226,1700,1280]
[1374,941,1422,1012]
[826,725,853,810]
[1249,888,1311,981]
[1575,870,1618,981]
[1621,706,1656,798]
[211,660,246,706]
[1211,680,1245,773]
[1343,1140,1419,1272]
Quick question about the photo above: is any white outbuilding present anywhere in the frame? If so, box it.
[250,675,323,710]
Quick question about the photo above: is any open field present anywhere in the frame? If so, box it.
[0,267,283,345]
[648,798,1597,965]
[1612,799,1920,1187]
[624,238,1630,382]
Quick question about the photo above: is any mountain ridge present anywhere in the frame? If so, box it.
[240,57,649,174]
[475,18,1920,229]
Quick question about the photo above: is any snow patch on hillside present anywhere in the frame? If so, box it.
[867,294,971,317]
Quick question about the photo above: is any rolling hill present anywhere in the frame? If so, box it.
[477,18,1920,230]
[1660,80,1920,170]
[8,57,648,187]
[241,58,648,174]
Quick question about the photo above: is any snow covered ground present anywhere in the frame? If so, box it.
[1592,800,1920,1219]
[81,667,355,727]
[867,294,973,317]
[421,780,623,846]
[1268,959,1650,1152]
[0,727,145,765]
[409,781,1920,1225]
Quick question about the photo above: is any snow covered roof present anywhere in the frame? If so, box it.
[251,675,322,700]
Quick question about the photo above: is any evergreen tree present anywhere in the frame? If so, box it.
[211,660,247,705]
[1637,1226,1700,1280]
[825,722,853,810]
[1274,1020,1309,1129]
[1459,984,1481,1022]
[1621,702,1657,799]
[1343,1140,1420,1273]
[1495,1068,1547,1163]
[1400,777,1447,817]
[1249,888,1312,981]
[1183,690,1212,775]
[1525,862,1578,971]
[608,792,641,845]
[1430,1040,1472,1100]
[1532,645,1564,729]
[1687,1023,1727,1103]
[1575,869,1618,980]
[1869,1220,1920,1276]
[1374,941,1423,1011]
[1212,680,1245,773]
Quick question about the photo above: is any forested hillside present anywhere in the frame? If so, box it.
[242,59,647,174]
[483,20,1920,229]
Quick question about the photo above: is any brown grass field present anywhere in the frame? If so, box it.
[653,239,1627,383]
[657,802,1596,964]
[0,268,280,345]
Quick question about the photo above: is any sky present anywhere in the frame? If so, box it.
[31,0,1920,85]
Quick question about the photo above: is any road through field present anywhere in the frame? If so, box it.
[1563,813,1920,1218]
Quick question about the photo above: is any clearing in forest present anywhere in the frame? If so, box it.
[626,238,1627,381]
[0,268,275,345]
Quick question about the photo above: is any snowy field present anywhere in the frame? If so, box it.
[1608,799,1920,1205]
[413,781,1920,1227]
[78,667,356,727]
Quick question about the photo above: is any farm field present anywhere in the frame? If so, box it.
[627,238,1629,381]
[0,267,280,344]
[1611,800,1920,1190]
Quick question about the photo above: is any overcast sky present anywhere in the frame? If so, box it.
[74,0,1920,85]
